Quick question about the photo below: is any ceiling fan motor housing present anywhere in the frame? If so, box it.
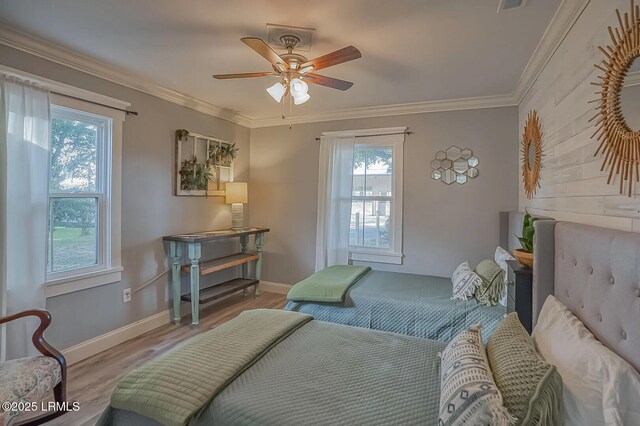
[274,35,309,73]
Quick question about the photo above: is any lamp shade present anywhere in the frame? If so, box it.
[289,78,308,98]
[225,182,248,204]
[294,93,310,105]
[266,82,286,103]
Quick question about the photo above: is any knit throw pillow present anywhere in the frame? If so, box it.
[439,324,515,426]
[475,259,505,306]
[451,261,482,301]
[487,313,564,426]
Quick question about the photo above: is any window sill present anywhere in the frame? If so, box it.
[349,250,403,265]
[45,267,123,298]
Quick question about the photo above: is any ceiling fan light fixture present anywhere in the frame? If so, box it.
[266,82,286,102]
[293,93,310,105]
[289,78,308,98]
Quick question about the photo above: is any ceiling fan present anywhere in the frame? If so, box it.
[213,35,361,106]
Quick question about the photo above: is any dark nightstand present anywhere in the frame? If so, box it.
[506,259,533,333]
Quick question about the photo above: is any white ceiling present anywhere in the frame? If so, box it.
[0,0,561,121]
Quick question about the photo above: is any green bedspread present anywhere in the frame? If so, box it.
[287,265,371,303]
[99,320,445,425]
[109,309,312,426]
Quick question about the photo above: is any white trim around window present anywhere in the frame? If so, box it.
[325,127,405,265]
[0,66,127,296]
[45,93,125,297]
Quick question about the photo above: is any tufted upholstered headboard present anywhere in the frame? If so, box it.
[533,220,640,372]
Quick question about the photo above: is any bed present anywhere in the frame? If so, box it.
[531,219,640,371]
[285,270,505,342]
[283,212,523,341]
[98,219,640,426]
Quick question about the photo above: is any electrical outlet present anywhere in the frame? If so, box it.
[123,288,132,303]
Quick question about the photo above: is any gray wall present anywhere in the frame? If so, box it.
[0,44,520,349]
[249,107,520,284]
[0,45,250,349]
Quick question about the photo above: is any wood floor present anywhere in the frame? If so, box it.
[45,290,287,426]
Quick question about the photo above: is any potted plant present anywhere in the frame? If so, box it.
[179,157,212,191]
[179,157,197,190]
[514,210,536,268]
[176,129,190,142]
[219,142,239,167]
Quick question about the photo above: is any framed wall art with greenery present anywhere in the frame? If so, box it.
[174,129,238,196]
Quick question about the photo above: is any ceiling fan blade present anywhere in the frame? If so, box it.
[300,46,361,72]
[213,72,276,79]
[241,37,289,70]
[305,73,354,91]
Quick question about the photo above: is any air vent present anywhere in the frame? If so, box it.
[498,0,527,12]
[266,24,315,52]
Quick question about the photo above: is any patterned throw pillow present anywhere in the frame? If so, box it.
[439,324,515,426]
[451,261,482,301]
[475,259,505,306]
[487,313,563,426]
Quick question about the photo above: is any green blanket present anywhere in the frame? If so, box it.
[109,309,312,426]
[287,265,371,303]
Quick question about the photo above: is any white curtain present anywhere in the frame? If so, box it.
[0,75,50,360]
[315,135,355,271]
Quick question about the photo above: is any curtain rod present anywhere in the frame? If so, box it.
[314,131,412,141]
[52,91,139,116]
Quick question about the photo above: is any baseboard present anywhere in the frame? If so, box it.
[259,281,292,294]
[62,282,289,365]
[62,309,171,365]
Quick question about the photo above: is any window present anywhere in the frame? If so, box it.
[0,65,127,297]
[350,146,393,248]
[48,107,107,275]
[348,131,404,264]
[45,96,124,296]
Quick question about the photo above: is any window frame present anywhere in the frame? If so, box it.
[45,94,124,297]
[333,127,405,265]
[47,105,109,278]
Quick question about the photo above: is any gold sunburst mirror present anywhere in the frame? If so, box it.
[522,111,543,199]
[591,0,640,196]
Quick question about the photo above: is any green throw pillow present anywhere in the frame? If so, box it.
[474,259,504,306]
[486,313,564,426]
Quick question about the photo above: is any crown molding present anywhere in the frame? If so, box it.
[0,63,130,110]
[0,0,589,129]
[249,94,517,128]
[0,24,252,128]
[513,0,591,103]
[0,24,517,129]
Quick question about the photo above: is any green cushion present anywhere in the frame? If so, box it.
[474,259,504,306]
[487,313,564,426]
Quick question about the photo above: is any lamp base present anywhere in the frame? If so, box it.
[231,203,244,230]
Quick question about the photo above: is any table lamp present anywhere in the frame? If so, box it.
[225,182,248,230]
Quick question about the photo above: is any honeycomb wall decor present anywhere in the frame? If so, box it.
[431,146,478,185]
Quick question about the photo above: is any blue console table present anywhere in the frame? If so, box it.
[163,227,269,326]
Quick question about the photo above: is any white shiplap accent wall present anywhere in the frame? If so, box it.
[519,0,640,232]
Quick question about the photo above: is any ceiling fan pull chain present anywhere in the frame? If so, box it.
[289,94,293,127]
[281,92,286,120]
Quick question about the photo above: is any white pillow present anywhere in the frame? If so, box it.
[494,246,515,306]
[532,295,640,426]
[451,261,482,301]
